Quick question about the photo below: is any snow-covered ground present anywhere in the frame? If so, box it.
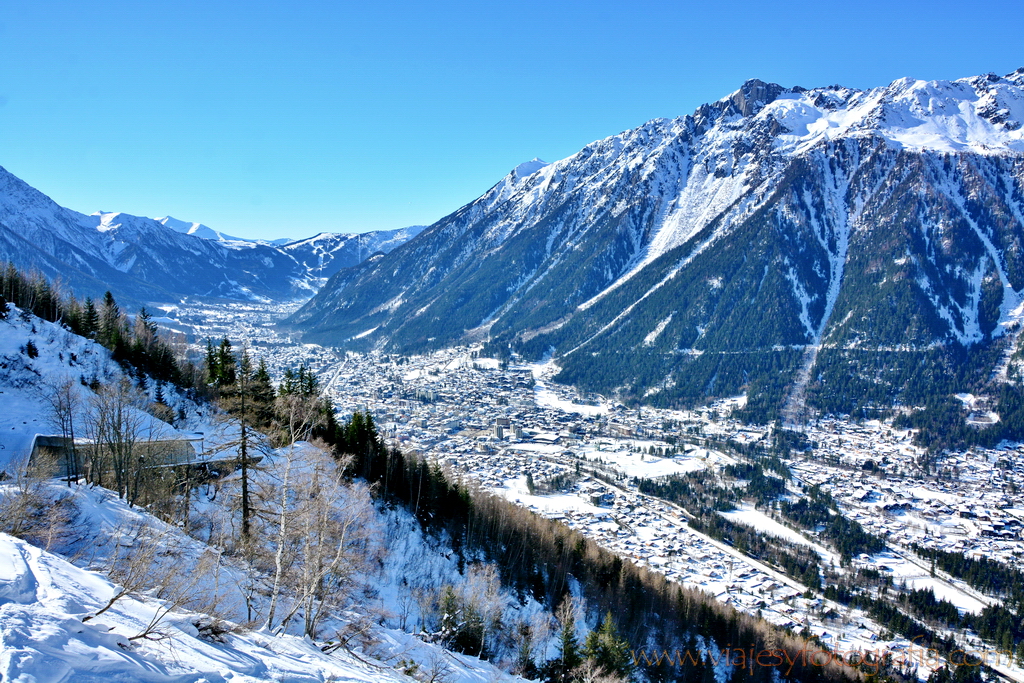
[720,505,808,547]
[497,474,607,516]
[533,381,608,417]
[0,488,524,683]
[869,552,989,615]
[0,467,529,683]
[0,531,417,683]
[582,446,706,478]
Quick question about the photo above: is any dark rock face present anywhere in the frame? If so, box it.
[729,79,789,117]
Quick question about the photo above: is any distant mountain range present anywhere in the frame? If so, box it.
[290,69,1024,419]
[156,215,294,246]
[0,166,423,306]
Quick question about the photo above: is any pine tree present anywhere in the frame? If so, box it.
[280,367,295,395]
[439,585,461,646]
[205,338,218,385]
[280,364,319,397]
[99,291,122,349]
[62,295,82,333]
[81,298,99,339]
[250,358,277,428]
[219,348,259,541]
[544,596,582,682]
[131,307,156,367]
[515,623,540,679]
[217,338,236,386]
[583,612,632,679]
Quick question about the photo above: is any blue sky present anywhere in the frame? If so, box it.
[1,1,1021,241]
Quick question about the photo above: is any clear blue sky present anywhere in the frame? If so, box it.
[2,1,1021,241]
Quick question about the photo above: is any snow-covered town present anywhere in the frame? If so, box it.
[161,298,1024,680]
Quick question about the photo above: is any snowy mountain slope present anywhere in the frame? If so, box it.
[0,307,195,475]
[0,508,515,683]
[157,215,426,280]
[0,520,399,683]
[0,167,312,304]
[291,69,1024,416]
[0,169,424,307]
[281,225,427,282]
[157,215,255,243]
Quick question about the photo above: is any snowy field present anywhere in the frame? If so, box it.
[870,552,989,615]
[721,505,819,548]
[507,441,708,479]
[497,474,608,516]
[582,446,707,478]
[533,381,608,417]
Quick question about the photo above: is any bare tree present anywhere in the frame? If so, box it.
[413,585,438,634]
[83,525,227,642]
[263,390,327,630]
[572,658,626,683]
[294,459,377,637]
[37,376,83,485]
[83,525,167,624]
[262,440,379,638]
[275,391,324,446]
[131,549,221,642]
[0,452,77,550]
[84,379,147,502]
[457,563,507,658]
[263,441,297,633]
[423,651,455,683]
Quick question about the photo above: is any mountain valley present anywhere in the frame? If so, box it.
[4,68,1024,683]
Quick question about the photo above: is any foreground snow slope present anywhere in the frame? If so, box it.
[0,477,527,683]
[0,530,415,683]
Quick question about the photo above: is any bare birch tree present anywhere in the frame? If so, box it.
[263,390,327,630]
[261,435,379,637]
[84,379,147,501]
[38,376,82,485]
[458,563,507,657]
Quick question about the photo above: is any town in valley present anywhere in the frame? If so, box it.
[165,297,1024,677]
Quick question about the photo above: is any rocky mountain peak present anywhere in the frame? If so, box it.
[728,78,790,117]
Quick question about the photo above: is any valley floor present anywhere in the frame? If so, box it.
[102,298,1024,681]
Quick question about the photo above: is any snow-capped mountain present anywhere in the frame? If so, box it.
[0,169,422,306]
[156,215,255,243]
[291,69,1024,417]
[159,214,427,283]
[157,215,426,269]
[281,225,427,281]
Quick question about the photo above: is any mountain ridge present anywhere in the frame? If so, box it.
[0,167,423,306]
[290,69,1024,419]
